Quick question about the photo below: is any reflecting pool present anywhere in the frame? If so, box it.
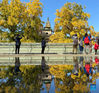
[0,56,99,93]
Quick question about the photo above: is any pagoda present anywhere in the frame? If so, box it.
[40,18,52,40]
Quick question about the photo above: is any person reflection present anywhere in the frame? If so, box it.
[95,56,99,64]
[41,56,46,72]
[73,56,79,76]
[95,56,99,73]
[84,57,95,80]
[73,56,83,76]
[14,57,21,74]
[79,56,84,72]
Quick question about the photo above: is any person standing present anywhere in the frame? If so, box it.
[72,34,78,54]
[94,40,99,55]
[15,34,22,54]
[78,38,83,54]
[94,36,99,54]
[41,38,46,54]
[83,33,91,54]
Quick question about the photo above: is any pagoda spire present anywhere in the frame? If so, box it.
[45,17,51,28]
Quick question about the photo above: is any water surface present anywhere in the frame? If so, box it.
[0,56,99,93]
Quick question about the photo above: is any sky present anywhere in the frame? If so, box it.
[22,0,99,32]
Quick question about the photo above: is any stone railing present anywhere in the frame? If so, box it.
[0,43,96,54]
[0,43,74,54]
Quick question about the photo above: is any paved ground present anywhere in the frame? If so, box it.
[0,53,98,57]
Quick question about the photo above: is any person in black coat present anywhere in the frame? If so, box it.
[15,34,22,54]
[41,38,46,54]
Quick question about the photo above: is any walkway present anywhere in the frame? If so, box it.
[0,53,98,57]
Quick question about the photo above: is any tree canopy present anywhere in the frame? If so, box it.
[50,2,95,43]
[0,0,43,42]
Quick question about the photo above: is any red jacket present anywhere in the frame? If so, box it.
[94,43,99,50]
[85,64,90,74]
[95,57,99,64]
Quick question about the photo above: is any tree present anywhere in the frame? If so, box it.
[50,2,92,43]
[0,0,43,42]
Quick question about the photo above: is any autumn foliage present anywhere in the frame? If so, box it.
[0,0,43,42]
[50,2,95,43]
[0,1,96,43]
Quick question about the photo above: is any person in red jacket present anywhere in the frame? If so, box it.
[94,41,99,55]
[83,33,91,54]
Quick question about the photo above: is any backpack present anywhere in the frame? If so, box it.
[73,38,78,45]
[84,36,89,44]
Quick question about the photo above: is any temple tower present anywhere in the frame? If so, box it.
[40,17,52,42]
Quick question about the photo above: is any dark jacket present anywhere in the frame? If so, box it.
[15,36,22,46]
[41,40,46,47]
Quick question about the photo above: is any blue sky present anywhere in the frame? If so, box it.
[22,0,99,32]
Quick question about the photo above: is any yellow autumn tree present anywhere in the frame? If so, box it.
[0,0,43,42]
[89,26,96,38]
[49,31,72,43]
[50,2,93,43]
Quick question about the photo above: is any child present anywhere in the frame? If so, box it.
[94,41,99,55]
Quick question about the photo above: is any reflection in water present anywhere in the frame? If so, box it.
[40,56,52,93]
[95,56,99,73]
[14,57,21,75]
[41,56,46,72]
[0,56,99,93]
[73,56,79,76]
[84,57,93,78]
[95,56,99,64]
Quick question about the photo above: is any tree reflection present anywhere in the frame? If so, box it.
[50,64,74,93]
[49,56,96,93]
[0,57,42,93]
